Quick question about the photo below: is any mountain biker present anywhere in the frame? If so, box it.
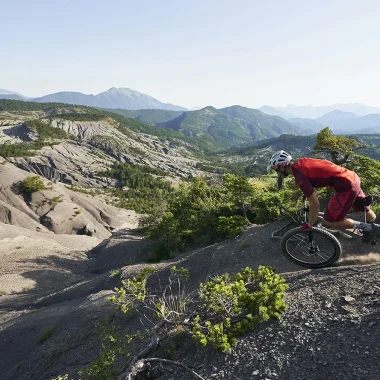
[267,150,380,243]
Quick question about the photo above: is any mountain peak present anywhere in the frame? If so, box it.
[0,88,26,97]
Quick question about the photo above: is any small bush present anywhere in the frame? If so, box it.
[192,266,288,352]
[217,215,249,238]
[22,176,45,193]
[109,268,122,278]
[51,375,69,380]
[50,196,63,203]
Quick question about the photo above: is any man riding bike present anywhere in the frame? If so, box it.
[267,150,380,243]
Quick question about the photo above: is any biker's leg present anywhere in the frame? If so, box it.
[351,178,376,222]
[366,209,376,222]
[323,218,355,230]
[322,191,357,230]
[322,190,377,230]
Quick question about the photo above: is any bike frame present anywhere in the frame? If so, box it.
[301,195,375,243]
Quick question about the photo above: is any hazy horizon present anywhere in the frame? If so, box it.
[3,86,380,112]
[2,0,380,109]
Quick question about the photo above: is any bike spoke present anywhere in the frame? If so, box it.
[285,232,337,265]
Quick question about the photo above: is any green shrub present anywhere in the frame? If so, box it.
[51,375,69,380]
[22,176,45,193]
[217,215,249,237]
[0,141,47,157]
[57,266,287,378]
[192,266,288,352]
[109,268,122,278]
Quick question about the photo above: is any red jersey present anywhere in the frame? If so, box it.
[292,158,357,197]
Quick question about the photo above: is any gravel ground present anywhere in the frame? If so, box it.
[153,265,380,380]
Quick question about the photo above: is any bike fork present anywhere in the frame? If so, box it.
[307,230,319,254]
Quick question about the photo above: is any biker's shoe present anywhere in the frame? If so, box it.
[362,222,380,243]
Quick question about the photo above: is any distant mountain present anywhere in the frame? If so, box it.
[284,103,380,118]
[290,111,380,134]
[351,126,380,134]
[327,114,380,134]
[0,87,187,112]
[258,105,295,120]
[259,103,380,119]
[0,94,26,101]
[289,118,325,134]
[316,110,358,125]
[35,91,99,107]
[0,88,28,100]
[0,88,27,97]
[157,105,307,150]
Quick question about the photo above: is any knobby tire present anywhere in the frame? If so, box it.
[281,227,342,269]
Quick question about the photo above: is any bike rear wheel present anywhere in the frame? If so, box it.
[280,227,342,269]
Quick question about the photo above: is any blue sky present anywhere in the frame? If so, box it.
[2,0,380,109]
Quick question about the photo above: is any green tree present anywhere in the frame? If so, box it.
[313,127,362,164]
[345,154,380,214]
[222,174,254,221]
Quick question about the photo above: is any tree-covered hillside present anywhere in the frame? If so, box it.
[157,106,307,150]
[221,105,304,138]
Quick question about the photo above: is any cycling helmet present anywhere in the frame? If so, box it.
[267,150,292,172]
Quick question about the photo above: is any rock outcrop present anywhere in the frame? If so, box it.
[0,161,138,240]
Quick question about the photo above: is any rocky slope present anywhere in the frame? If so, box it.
[0,116,206,185]
[0,218,379,380]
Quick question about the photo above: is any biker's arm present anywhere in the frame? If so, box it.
[307,191,320,228]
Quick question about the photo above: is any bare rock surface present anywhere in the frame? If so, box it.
[0,162,138,239]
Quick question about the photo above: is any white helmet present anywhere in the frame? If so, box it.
[267,150,292,172]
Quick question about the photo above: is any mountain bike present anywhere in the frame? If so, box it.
[279,195,379,269]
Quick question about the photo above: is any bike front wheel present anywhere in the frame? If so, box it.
[280,227,342,269]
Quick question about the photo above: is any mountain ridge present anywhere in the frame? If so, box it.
[260,103,380,119]
[3,87,380,117]
[0,87,186,112]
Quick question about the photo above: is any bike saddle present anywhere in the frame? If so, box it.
[354,195,373,209]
